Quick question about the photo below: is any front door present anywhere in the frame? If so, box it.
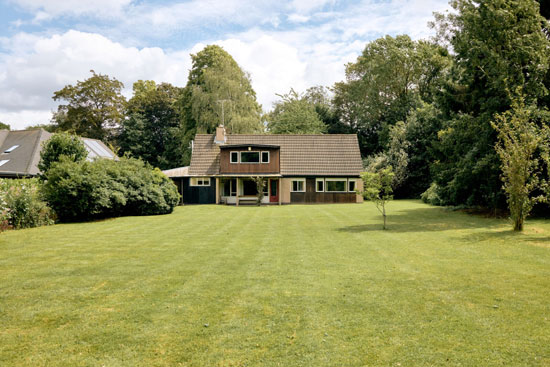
[269,179,278,203]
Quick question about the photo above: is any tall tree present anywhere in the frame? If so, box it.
[265,89,327,134]
[51,70,126,141]
[180,45,263,164]
[491,95,547,231]
[117,80,183,170]
[333,35,450,155]
[431,0,550,208]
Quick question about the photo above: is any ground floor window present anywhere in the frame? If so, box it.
[223,179,237,196]
[242,179,257,196]
[348,180,356,192]
[316,178,324,192]
[190,177,210,186]
[325,179,347,192]
[291,179,305,192]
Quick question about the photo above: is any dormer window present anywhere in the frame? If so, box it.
[261,151,269,163]
[4,145,19,153]
[240,151,260,163]
[230,151,239,163]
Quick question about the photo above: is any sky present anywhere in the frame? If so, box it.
[0,0,452,130]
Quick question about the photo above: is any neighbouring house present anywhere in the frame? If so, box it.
[163,126,364,205]
[0,129,117,178]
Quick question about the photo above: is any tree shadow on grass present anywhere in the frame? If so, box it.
[337,207,505,234]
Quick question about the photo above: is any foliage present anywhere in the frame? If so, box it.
[180,45,263,164]
[333,35,451,155]
[431,0,550,209]
[117,81,184,169]
[0,178,54,230]
[421,182,443,206]
[363,121,409,194]
[265,89,327,134]
[251,176,266,205]
[41,157,179,222]
[361,167,394,229]
[38,132,88,174]
[491,95,548,231]
[51,70,126,141]
[0,121,10,130]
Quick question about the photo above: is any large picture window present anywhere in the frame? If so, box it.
[240,151,260,163]
[190,177,210,186]
[291,179,305,192]
[325,179,347,192]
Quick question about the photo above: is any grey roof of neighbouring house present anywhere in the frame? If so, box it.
[189,134,363,176]
[0,129,117,177]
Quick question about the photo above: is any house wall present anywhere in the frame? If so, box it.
[219,147,280,174]
[281,178,291,204]
[288,177,359,204]
[182,177,216,204]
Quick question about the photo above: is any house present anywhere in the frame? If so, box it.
[163,126,364,205]
[0,129,117,178]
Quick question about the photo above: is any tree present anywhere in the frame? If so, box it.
[52,70,126,141]
[265,89,327,134]
[491,95,547,231]
[431,0,550,208]
[180,45,263,164]
[361,167,394,230]
[117,80,184,170]
[251,176,266,205]
[333,35,450,155]
[38,132,87,175]
[0,122,10,130]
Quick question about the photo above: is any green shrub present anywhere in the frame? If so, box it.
[421,182,443,206]
[38,132,87,175]
[41,157,179,222]
[0,179,55,231]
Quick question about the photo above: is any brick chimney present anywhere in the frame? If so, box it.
[214,125,226,145]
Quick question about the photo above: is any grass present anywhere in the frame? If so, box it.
[1,200,549,366]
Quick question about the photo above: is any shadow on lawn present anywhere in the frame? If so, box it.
[337,207,504,233]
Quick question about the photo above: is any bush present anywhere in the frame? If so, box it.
[421,182,443,206]
[38,132,88,175]
[0,179,55,231]
[41,157,179,222]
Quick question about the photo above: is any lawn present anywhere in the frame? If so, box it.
[1,200,549,366]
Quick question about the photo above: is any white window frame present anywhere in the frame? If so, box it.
[316,178,325,192]
[230,151,239,163]
[348,179,357,192]
[325,178,348,193]
[240,151,260,164]
[291,178,306,192]
[190,177,211,186]
[261,151,270,164]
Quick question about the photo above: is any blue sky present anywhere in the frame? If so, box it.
[0,0,451,129]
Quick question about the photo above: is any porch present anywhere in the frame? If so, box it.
[216,176,282,206]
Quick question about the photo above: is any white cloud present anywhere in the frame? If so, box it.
[10,0,132,20]
[0,30,191,129]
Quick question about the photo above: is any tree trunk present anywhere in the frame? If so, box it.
[382,204,387,230]
[514,215,524,231]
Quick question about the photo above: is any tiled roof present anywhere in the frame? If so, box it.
[189,134,363,176]
[0,129,118,177]
[0,129,51,176]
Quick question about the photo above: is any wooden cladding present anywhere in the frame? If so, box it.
[220,147,280,174]
[290,177,357,203]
